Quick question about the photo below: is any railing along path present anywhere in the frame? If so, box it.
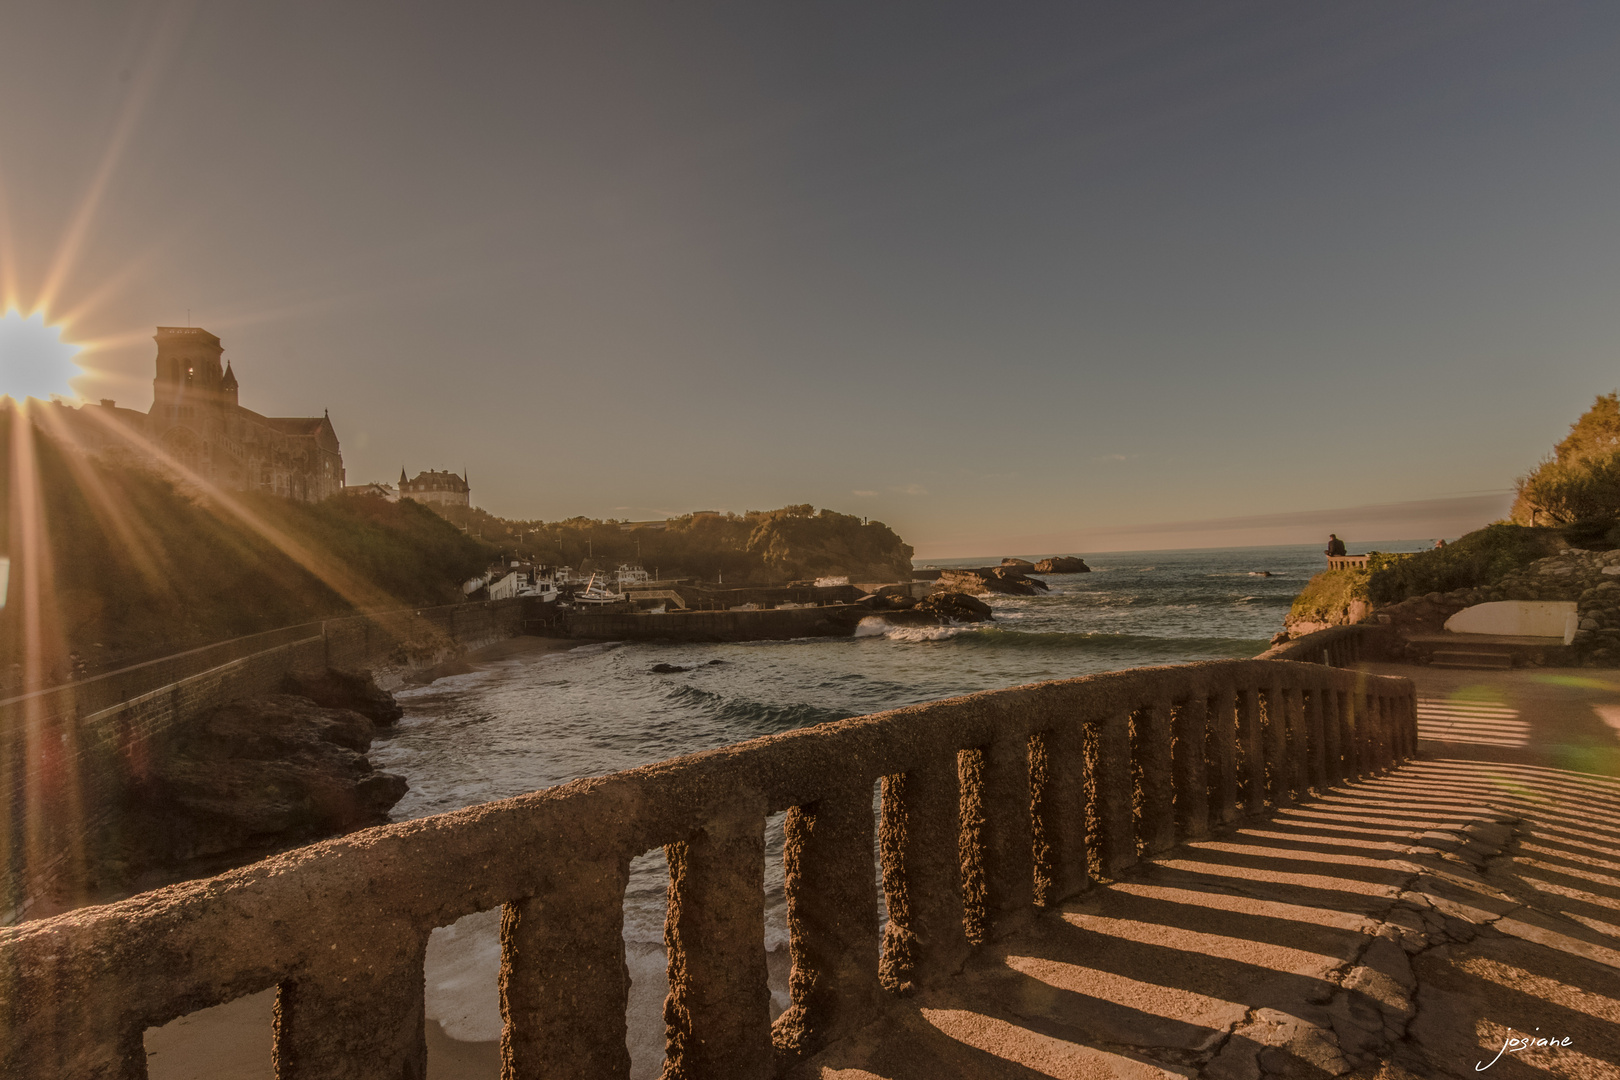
[0,652,1415,1080]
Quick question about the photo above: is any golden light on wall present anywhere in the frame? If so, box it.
[0,309,83,403]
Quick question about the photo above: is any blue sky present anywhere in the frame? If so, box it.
[3,2,1616,556]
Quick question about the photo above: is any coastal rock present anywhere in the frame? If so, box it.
[937,568,1051,597]
[135,694,407,862]
[282,667,403,725]
[1000,558,1036,570]
[916,591,994,623]
[1034,556,1090,574]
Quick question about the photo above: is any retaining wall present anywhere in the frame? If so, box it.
[0,656,1416,1079]
[0,599,523,923]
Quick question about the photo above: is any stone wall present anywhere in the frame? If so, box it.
[0,599,523,923]
[0,657,1416,1079]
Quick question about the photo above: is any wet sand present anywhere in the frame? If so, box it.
[143,989,501,1079]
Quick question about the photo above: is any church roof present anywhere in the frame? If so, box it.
[264,417,327,435]
[220,361,238,390]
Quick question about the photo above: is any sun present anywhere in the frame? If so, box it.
[0,309,84,402]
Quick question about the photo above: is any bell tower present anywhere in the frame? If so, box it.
[150,326,225,415]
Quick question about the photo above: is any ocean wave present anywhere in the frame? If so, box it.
[662,682,851,731]
[856,615,977,642]
[918,626,1267,653]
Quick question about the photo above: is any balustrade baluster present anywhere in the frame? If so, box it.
[662,799,773,1080]
[1367,693,1383,773]
[1030,725,1088,907]
[1285,688,1308,802]
[1384,694,1398,762]
[1323,688,1343,784]
[499,853,631,1080]
[774,786,880,1068]
[1340,690,1360,779]
[958,737,1034,941]
[1305,687,1327,791]
[1089,712,1135,878]
[272,920,429,1080]
[1135,699,1176,855]
[1263,683,1290,808]
[1208,687,1238,825]
[880,761,969,991]
[1240,686,1265,815]
[1172,693,1209,840]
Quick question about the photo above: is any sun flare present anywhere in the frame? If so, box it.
[0,309,83,402]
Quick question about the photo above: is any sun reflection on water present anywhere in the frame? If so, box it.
[0,309,82,402]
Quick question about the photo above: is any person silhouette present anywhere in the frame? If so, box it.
[1325,534,1347,557]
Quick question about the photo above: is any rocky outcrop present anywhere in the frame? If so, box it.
[282,667,404,725]
[1000,558,1035,570]
[1368,547,1620,665]
[133,694,407,864]
[1034,556,1090,574]
[937,568,1051,597]
[915,591,993,623]
[866,589,993,626]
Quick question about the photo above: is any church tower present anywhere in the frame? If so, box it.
[150,326,225,415]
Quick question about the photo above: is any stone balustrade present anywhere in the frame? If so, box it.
[0,657,1415,1080]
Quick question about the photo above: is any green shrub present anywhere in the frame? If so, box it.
[1365,524,1560,604]
[1289,568,1370,626]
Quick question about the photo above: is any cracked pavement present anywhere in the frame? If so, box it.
[797,666,1620,1080]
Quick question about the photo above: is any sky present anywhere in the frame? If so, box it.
[2,1,1617,558]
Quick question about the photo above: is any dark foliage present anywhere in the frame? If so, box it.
[1364,524,1561,604]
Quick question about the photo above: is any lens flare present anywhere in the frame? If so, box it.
[0,310,83,402]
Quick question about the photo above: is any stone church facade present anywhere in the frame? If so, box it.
[122,326,345,501]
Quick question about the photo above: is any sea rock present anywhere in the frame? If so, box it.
[136,694,407,861]
[1034,556,1091,574]
[937,568,1051,597]
[916,591,994,623]
[651,662,692,674]
[282,667,403,725]
[1000,558,1036,570]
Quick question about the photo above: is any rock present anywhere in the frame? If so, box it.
[1033,556,1091,574]
[135,694,407,863]
[916,591,994,623]
[650,663,692,673]
[1270,631,1291,646]
[937,568,1051,597]
[283,668,404,725]
[1000,558,1036,570]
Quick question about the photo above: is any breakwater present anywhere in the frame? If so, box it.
[551,602,872,642]
[0,632,1415,1079]
[0,599,524,923]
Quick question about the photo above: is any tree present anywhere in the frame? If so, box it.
[1512,392,1620,525]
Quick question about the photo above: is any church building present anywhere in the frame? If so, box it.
[140,326,345,501]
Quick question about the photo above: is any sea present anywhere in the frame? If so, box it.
[367,540,1429,1071]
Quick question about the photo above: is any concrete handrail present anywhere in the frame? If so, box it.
[1257,622,1390,666]
[0,658,1416,1079]
[1325,554,1369,570]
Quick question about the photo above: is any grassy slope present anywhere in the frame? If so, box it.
[2,410,489,678]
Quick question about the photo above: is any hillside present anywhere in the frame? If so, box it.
[1,406,488,687]
[431,502,915,585]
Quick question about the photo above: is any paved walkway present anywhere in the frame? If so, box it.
[798,664,1620,1079]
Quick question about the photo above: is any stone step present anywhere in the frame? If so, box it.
[1429,649,1514,670]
